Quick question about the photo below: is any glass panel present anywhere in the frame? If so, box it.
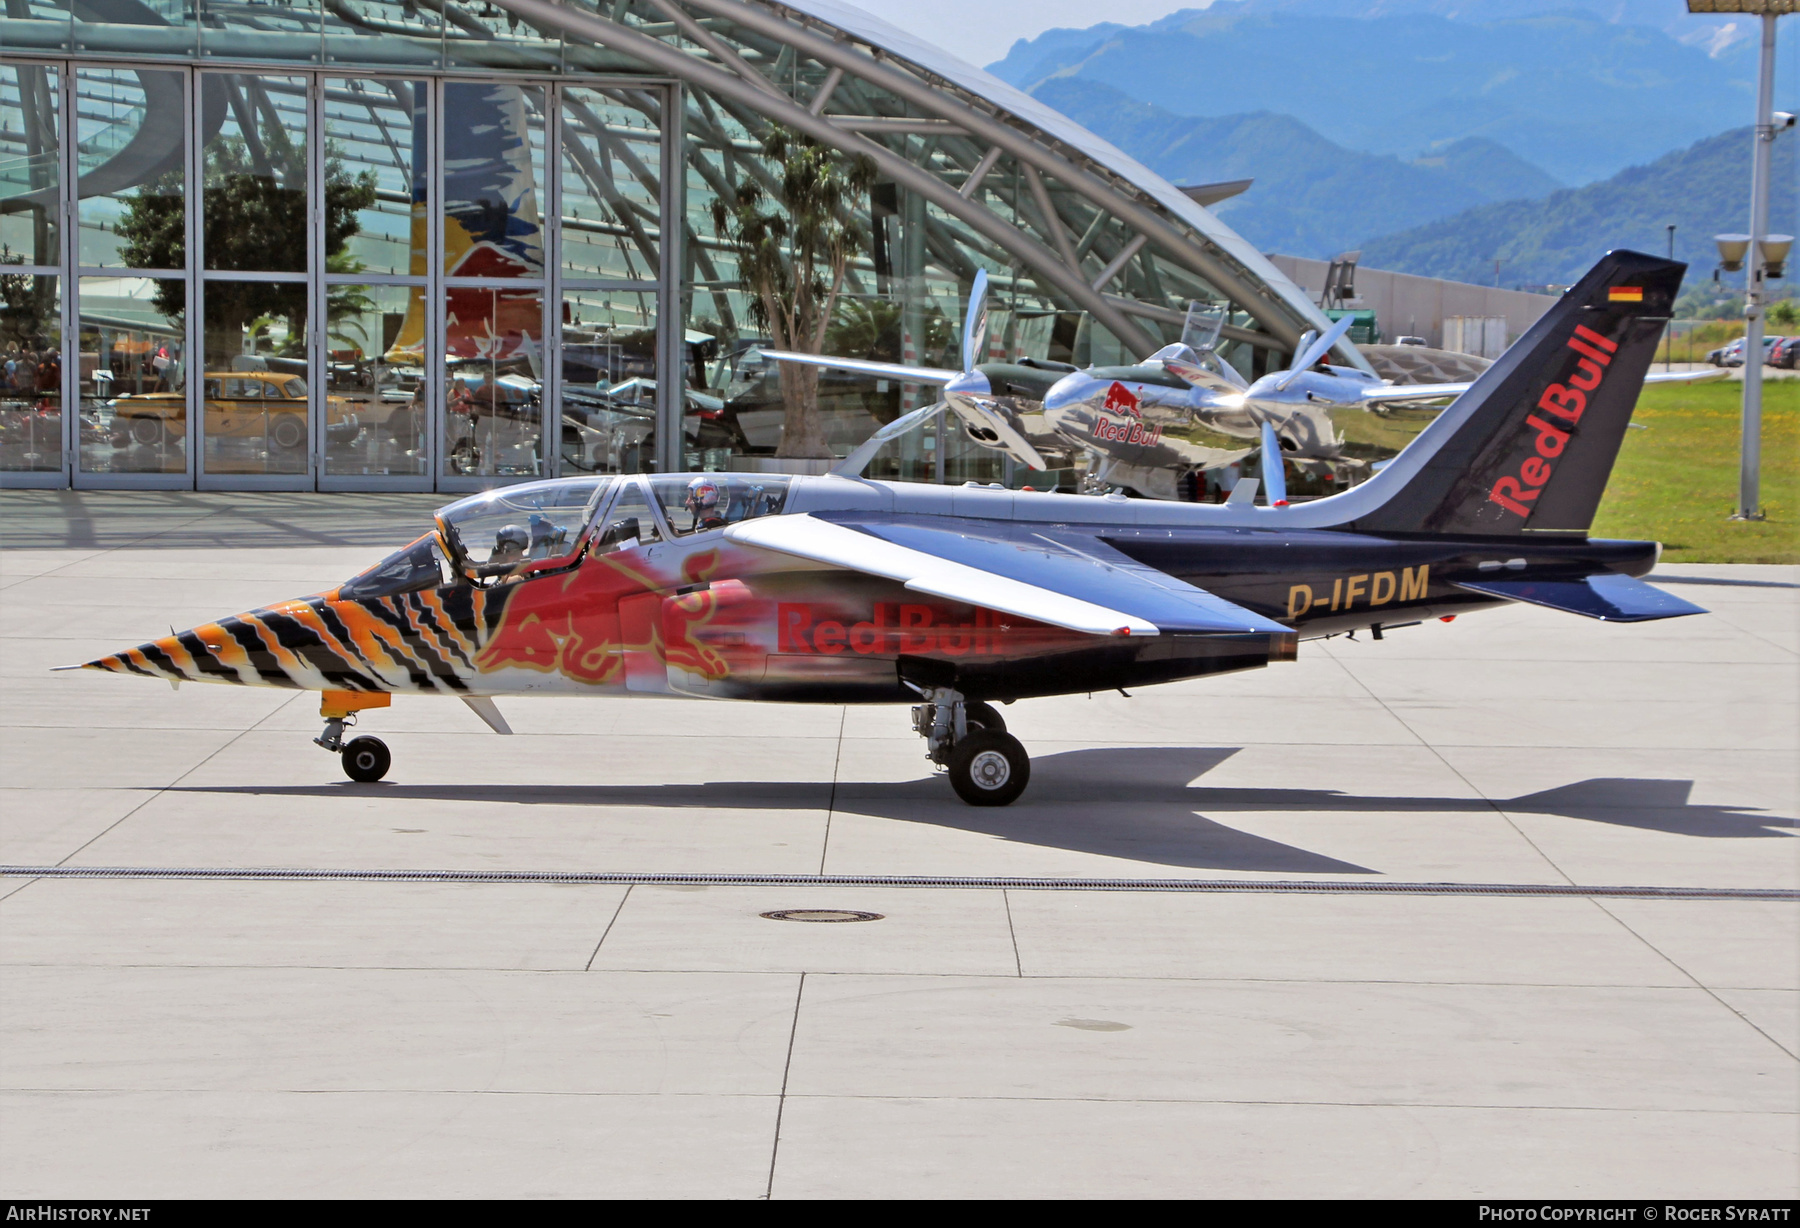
[441,3,562,73]
[74,0,196,58]
[79,275,187,475]
[324,282,425,477]
[202,73,309,274]
[591,477,662,554]
[444,284,545,478]
[648,473,791,537]
[322,0,443,70]
[324,77,426,278]
[443,82,545,279]
[0,63,60,268]
[558,288,655,476]
[436,477,607,576]
[199,0,322,64]
[201,279,309,475]
[560,85,661,281]
[2,0,72,53]
[76,67,186,271]
[0,271,61,473]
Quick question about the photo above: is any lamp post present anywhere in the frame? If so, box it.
[1666,224,1677,371]
[1691,1,1796,521]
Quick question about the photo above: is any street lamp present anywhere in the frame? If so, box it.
[1690,1,1797,521]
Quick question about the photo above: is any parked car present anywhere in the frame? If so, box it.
[110,372,359,448]
[1771,336,1800,369]
[1705,336,1781,367]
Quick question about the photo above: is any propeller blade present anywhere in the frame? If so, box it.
[1260,420,1288,507]
[830,402,947,478]
[1277,314,1357,390]
[759,350,960,384]
[962,268,989,373]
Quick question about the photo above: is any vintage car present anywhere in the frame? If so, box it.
[109,372,358,449]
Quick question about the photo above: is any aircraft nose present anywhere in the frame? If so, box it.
[79,626,216,684]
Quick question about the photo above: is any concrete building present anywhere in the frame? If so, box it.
[1267,253,1558,356]
[0,0,1351,492]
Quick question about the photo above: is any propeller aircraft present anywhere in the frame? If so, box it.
[71,251,1706,808]
[764,272,1720,502]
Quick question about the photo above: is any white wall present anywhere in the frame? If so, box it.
[1266,254,1558,353]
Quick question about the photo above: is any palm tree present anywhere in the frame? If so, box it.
[711,127,875,458]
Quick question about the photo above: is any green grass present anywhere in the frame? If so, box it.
[1589,379,1799,564]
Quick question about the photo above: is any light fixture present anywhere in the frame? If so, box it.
[1716,233,1751,272]
[1761,234,1793,277]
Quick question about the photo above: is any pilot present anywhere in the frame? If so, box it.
[684,476,729,532]
[490,524,529,566]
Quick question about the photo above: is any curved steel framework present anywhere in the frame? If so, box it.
[493,0,1340,363]
[0,0,1359,492]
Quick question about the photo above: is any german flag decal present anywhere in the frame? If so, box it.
[1608,286,1644,303]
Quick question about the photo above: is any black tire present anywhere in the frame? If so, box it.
[965,700,1006,734]
[271,413,306,450]
[340,735,391,783]
[947,729,1030,807]
[128,415,164,446]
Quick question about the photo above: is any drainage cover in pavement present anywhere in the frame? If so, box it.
[760,909,884,923]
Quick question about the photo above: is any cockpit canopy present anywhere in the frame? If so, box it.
[337,473,798,601]
[436,477,611,574]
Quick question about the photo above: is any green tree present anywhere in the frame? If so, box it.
[116,133,376,354]
[711,127,875,458]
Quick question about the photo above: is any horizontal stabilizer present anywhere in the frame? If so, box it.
[1454,573,1707,622]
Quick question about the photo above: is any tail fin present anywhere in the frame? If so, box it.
[1342,250,1682,535]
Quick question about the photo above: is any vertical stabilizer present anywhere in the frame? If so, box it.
[1345,250,1683,535]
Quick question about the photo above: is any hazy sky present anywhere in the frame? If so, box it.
[836,0,1204,69]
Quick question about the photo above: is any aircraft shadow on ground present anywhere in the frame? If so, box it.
[168,746,1796,874]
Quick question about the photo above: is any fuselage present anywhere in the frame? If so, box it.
[84,472,1659,708]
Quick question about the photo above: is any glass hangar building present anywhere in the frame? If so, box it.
[0,0,1344,493]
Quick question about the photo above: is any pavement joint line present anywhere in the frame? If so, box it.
[1317,638,1579,886]
[1,866,1791,900]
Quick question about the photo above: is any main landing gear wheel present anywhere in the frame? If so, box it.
[910,686,1032,805]
[948,729,1030,807]
[965,701,1006,733]
[340,736,391,783]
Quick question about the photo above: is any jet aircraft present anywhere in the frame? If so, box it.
[73,251,1705,807]
[764,275,1719,502]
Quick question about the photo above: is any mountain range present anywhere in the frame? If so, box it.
[1031,77,1562,259]
[991,2,1792,185]
[1360,125,1799,290]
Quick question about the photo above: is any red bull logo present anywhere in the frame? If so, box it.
[1488,324,1615,520]
[1102,381,1141,417]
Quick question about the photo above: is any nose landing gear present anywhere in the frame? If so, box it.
[910,687,1030,806]
[314,690,393,783]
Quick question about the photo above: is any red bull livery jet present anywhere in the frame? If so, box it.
[73,252,1705,807]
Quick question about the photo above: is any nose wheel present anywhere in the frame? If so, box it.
[313,691,394,783]
[340,736,391,783]
[911,687,1030,806]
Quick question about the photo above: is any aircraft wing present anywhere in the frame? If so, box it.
[1355,366,1725,406]
[725,513,1292,637]
[757,350,961,385]
[1355,381,1471,405]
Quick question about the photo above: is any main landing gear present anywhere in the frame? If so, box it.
[911,687,1030,806]
[314,690,393,783]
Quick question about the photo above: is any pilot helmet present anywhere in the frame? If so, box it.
[491,523,529,563]
[684,476,727,527]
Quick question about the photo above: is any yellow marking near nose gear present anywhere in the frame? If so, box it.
[320,691,392,719]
